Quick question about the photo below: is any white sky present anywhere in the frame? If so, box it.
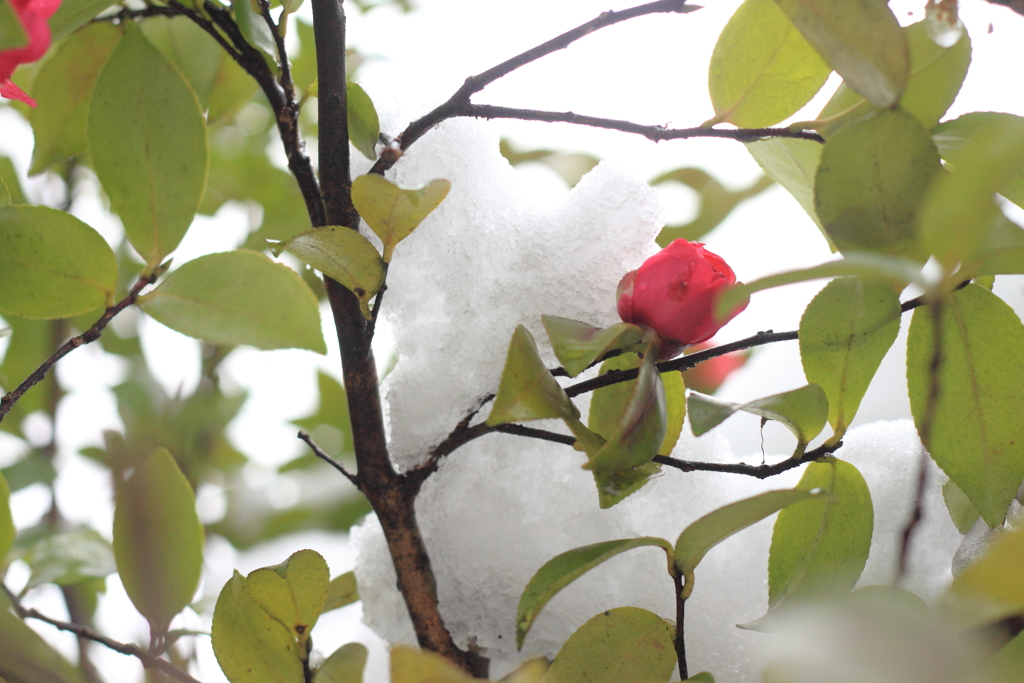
[2,0,1024,681]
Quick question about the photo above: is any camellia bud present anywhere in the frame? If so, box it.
[0,0,62,107]
[616,239,747,358]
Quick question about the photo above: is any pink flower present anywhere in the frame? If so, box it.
[0,0,62,107]
[616,239,747,357]
[681,341,750,395]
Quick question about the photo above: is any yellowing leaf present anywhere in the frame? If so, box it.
[0,206,117,319]
[323,571,359,612]
[316,643,367,683]
[350,175,450,261]
[390,646,475,683]
[112,448,204,633]
[245,550,330,648]
[347,82,380,160]
[88,24,209,269]
[139,250,326,353]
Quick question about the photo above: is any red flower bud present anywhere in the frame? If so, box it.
[616,239,747,355]
[0,0,62,107]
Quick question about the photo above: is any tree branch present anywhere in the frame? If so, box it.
[653,438,842,478]
[0,273,159,425]
[297,430,362,490]
[3,585,203,683]
[257,0,298,103]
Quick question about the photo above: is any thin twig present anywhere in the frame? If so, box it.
[0,273,158,425]
[653,439,842,479]
[3,585,203,683]
[165,1,244,63]
[257,0,298,102]
[91,5,180,23]
[369,0,705,173]
[297,430,362,491]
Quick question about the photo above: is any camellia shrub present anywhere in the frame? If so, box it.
[1,0,1024,682]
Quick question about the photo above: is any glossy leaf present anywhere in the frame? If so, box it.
[22,528,116,590]
[139,250,327,353]
[708,0,830,128]
[745,138,827,239]
[113,448,204,633]
[516,537,673,648]
[390,646,474,683]
[28,22,121,175]
[815,21,971,136]
[0,0,27,50]
[350,174,450,261]
[0,205,117,319]
[0,591,84,683]
[316,643,367,683]
[322,571,359,612]
[245,549,329,648]
[347,82,380,160]
[280,226,384,320]
[48,0,121,42]
[687,392,740,437]
[767,460,873,609]
[918,114,1024,269]
[88,25,209,269]
[651,169,774,245]
[232,0,277,60]
[674,488,822,595]
[213,571,304,683]
[717,252,926,316]
[0,471,12,562]
[774,0,909,108]
[815,110,940,261]
[946,528,1024,625]
[544,607,676,683]
[800,277,901,438]
[486,325,579,426]
[942,478,980,534]
[586,353,668,473]
[141,16,223,107]
[933,112,1024,210]
[541,315,643,378]
[907,285,1024,527]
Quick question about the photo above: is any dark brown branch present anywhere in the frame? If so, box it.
[653,439,842,479]
[257,0,298,103]
[369,0,705,173]
[297,430,362,490]
[0,273,158,425]
[493,423,577,445]
[3,585,203,683]
[673,572,688,680]
[92,5,181,23]
[164,1,244,63]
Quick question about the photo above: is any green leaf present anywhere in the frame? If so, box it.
[245,549,330,649]
[206,50,260,125]
[745,138,827,241]
[942,478,980,534]
[717,252,926,317]
[88,24,210,269]
[48,0,121,42]
[0,0,28,51]
[28,22,121,175]
[141,16,223,107]
[918,114,1024,269]
[390,646,474,683]
[683,674,715,683]
[933,112,1024,210]
[486,325,579,426]
[592,462,663,510]
[773,0,909,108]
[232,0,277,60]
[138,250,326,353]
[22,528,116,590]
[316,643,367,683]
[516,537,673,648]
[544,607,676,683]
[112,448,204,633]
[586,353,667,473]
[0,317,57,436]
[815,21,971,136]
[0,175,10,208]
[0,591,84,683]
[660,370,686,456]
[708,0,830,128]
[946,528,1024,626]
[347,82,380,160]
[280,226,384,320]
[213,571,304,683]
[0,471,13,563]
[350,174,450,262]
[687,385,828,454]
[907,285,1024,527]
[815,110,940,261]
[0,206,117,319]
[674,488,823,595]
[652,169,774,245]
[799,277,901,438]
[322,571,359,612]
[767,460,873,610]
[541,315,643,378]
